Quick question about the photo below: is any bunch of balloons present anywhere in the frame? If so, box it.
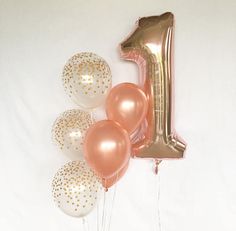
[51,51,148,218]
[51,12,187,219]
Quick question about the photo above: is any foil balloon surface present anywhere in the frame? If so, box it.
[120,12,186,159]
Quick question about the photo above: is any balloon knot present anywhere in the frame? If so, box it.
[155,165,158,175]
[154,159,161,175]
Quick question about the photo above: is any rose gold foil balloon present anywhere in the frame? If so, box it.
[120,12,186,159]
[102,161,129,189]
[106,83,148,135]
[83,120,131,179]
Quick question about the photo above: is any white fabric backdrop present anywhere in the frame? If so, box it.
[1,0,236,230]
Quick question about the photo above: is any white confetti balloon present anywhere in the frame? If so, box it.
[52,161,102,218]
[52,109,93,160]
[62,52,112,110]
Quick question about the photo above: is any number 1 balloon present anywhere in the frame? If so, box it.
[120,12,186,159]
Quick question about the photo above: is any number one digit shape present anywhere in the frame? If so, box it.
[120,12,186,159]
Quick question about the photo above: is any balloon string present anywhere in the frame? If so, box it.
[82,218,85,231]
[156,169,162,231]
[87,217,90,231]
[101,189,107,231]
[82,218,88,231]
[107,173,118,231]
[90,111,95,123]
[97,201,100,231]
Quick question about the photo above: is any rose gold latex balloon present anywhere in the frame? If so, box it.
[120,12,186,159]
[102,161,129,189]
[106,83,148,135]
[83,120,131,179]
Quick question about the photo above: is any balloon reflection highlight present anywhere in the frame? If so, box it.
[106,83,148,135]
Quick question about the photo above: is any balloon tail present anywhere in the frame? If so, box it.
[155,165,158,175]
[154,159,161,175]
[103,178,108,192]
